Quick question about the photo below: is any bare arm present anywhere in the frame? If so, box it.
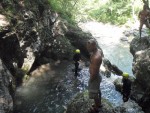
[138,11,142,19]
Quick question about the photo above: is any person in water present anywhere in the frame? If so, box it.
[87,39,103,113]
[73,49,81,77]
[122,72,132,102]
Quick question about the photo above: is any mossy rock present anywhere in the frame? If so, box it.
[66,91,114,113]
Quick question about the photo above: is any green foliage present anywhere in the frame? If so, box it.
[47,0,143,25]
[88,0,141,25]
[48,0,78,24]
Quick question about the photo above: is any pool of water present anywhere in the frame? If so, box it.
[14,63,123,113]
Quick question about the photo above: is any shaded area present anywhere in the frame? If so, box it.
[14,61,125,113]
[14,61,82,113]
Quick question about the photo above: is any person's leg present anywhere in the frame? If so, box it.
[75,62,79,76]
[139,21,143,38]
[93,91,102,108]
[94,99,100,107]
[99,89,102,106]
[123,93,128,102]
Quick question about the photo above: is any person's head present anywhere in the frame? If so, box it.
[122,72,129,79]
[87,39,97,53]
[143,4,149,10]
[75,49,80,54]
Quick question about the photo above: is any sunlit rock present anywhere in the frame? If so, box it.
[0,14,9,27]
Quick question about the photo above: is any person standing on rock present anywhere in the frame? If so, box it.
[73,49,81,77]
[87,39,103,112]
[139,4,150,38]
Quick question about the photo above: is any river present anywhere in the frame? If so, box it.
[14,22,136,113]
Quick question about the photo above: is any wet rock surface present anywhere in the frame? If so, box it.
[66,91,114,113]
[114,100,144,113]
[0,59,14,113]
[66,91,144,113]
[130,36,150,113]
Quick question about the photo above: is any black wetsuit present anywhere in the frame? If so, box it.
[122,78,131,102]
[73,53,81,76]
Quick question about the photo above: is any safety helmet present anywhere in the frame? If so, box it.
[122,72,129,78]
[75,49,80,54]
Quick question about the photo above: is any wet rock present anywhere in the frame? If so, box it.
[65,25,96,58]
[102,58,123,76]
[0,59,14,113]
[130,36,150,56]
[123,29,139,38]
[120,37,128,42]
[130,37,150,113]
[115,100,144,113]
[66,91,114,113]
[0,30,24,76]
[114,78,122,92]
[132,48,150,88]
[66,91,144,113]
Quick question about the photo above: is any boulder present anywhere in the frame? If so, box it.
[114,100,144,113]
[0,59,14,113]
[113,78,122,92]
[130,37,150,113]
[66,91,114,113]
[130,36,150,56]
[66,91,144,113]
[65,24,99,58]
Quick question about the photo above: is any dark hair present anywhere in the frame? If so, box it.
[88,39,97,45]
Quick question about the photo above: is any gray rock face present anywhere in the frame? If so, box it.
[114,78,123,93]
[115,100,144,113]
[65,25,96,58]
[130,37,150,56]
[130,37,150,113]
[0,59,13,113]
[66,91,144,113]
[132,49,150,88]
[66,91,114,113]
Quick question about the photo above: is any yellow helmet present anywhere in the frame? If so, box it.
[122,72,129,78]
[75,49,80,54]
